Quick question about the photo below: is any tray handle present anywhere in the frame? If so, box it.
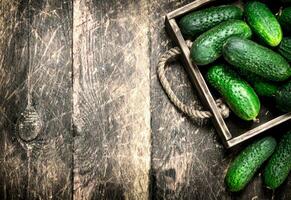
[157,41,230,120]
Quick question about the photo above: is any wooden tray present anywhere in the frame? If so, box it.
[165,0,291,148]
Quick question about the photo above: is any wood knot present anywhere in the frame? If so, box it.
[16,105,42,142]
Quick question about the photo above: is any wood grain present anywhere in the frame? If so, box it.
[0,1,29,199]
[0,0,73,199]
[73,0,151,199]
[25,0,73,199]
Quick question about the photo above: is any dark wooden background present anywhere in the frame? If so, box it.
[0,0,290,199]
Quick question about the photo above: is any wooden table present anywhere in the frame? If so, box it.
[0,0,290,199]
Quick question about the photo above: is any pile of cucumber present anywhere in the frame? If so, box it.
[225,132,291,191]
[180,1,291,121]
[179,0,291,192]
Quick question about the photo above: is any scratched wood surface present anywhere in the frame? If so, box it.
[0,1,29,199]
[72,0,151,199]
[0,0,73,199]
[0,0,290,200]
[25,0,73,199]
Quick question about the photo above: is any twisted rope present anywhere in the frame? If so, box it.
[157,40,230,120]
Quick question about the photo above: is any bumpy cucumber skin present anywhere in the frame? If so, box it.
[207,65,260,121]
[275,81,291,112]
[278,7,291,34]
[223,37,291,82]
[225,137,277,192]
[245,1,282,47]
[179,5,243,37]
[237,70,279,97]
[263,132,291,189]
[191,20,252,65]
[278,37,291,62]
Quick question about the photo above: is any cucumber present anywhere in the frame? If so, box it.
[223,37,291,82]
[225,137,277,192]
[263,131,291,189]
[191,20,252,65]
[237,70,279,97]
[278,7,291,34]
[245,1,282,47]
[207,64,260,121]
[278,37,291,62]
[179,5,243,37]
[275,81,291,112]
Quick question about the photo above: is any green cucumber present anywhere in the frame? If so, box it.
[225,137,277,192]
[179,5,243,37]
[245,1,282,47]
[263,131,291,189]
[223,37,291,82]
[207,64,260,121]
[237,70,279,97]
[191,20,252,65]
[275,81,291,112]
[278,37,291,62]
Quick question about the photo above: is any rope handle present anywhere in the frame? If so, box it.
[157,40,230,120]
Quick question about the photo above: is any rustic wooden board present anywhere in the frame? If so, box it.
[72,0,151,199]
[0,0,73,199]
[0,1,29,199]
[25,0,73,199]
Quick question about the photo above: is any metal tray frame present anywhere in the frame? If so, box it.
[165,0,291,148]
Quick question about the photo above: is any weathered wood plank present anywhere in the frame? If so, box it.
[149,1,227,199]
[73,0,151,199]
[0,0,73,199]
[149,1,290,199]
[0,1,30,199]
[25,0,73,199]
